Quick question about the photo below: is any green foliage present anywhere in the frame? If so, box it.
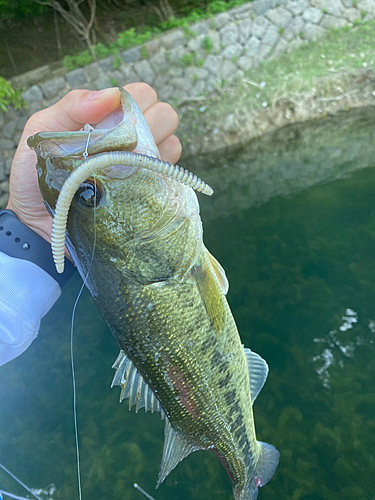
[0,0,47,19]
[207,0,231,14]
[207,0,248,15]
[112,55,122,70]
[278,27,284,35]
[117,27,157,50]
[196,58,204,67]
[140,46,148,59]
[180,53,193,67]
[201,36,214,54]
[0,77,24,112]
[63,51,93,71]
[62,27,157,70]
[95,42,118,60]
[58,0,250,71]
[109,77,118,87]
[183,27,197,40]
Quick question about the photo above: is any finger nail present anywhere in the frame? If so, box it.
[87,87,119,101]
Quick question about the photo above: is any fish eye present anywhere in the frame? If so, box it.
[76,179,102,207]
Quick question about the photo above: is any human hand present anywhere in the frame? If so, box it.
[6,83,181,245]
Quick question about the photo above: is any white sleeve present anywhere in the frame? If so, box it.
[0,251,61,366]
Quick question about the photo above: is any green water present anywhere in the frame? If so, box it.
[1,109,375,500]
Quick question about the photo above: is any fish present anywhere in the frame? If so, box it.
[27,88,279,500]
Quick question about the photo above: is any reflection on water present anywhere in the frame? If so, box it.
[1,108,375,500]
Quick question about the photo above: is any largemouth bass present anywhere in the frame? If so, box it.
[28,88,279,500]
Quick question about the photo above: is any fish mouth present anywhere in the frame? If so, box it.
[28,88,161,207]
[28,87,161,162]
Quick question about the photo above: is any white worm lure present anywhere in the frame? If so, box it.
[51,151,213,273]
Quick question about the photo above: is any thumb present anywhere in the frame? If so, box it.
[25,87,121,136]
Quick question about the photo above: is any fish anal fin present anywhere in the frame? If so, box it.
[111,350,161,414]
[206,247,229,295]
[157,418,198,487]
[243,347,269,404]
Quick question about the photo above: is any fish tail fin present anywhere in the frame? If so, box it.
[235,441,280,500]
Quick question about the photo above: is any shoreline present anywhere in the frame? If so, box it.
[0,68,374,208]
[178,67,375,160]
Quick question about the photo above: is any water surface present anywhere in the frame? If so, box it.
[0,108,374,500]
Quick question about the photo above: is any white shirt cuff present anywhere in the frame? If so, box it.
[0,251,61,366]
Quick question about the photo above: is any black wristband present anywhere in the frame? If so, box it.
[0,209,76,288]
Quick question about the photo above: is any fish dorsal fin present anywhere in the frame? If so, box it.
[111,350,163,415]
[243,347,269,404]
[157,418,198,487]
[206,248,229,295]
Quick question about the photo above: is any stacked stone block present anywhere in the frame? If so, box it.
[0,0,374,206]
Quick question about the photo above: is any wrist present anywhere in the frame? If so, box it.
[0,208,75,287]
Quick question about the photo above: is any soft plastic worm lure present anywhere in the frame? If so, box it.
[51,151,213,273]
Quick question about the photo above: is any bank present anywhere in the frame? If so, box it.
[0,0,375,207]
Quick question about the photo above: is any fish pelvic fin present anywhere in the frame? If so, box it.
[235,442,280,500]
[111,350,164,416]
[157,418,199,487]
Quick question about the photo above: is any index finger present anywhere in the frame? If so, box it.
[23,83,158,137]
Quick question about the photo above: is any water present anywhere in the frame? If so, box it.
[0,108,375,500]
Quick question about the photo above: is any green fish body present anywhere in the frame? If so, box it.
[29,89,279,500]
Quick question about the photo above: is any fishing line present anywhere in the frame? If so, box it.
[0,464,43,500]
[69,131,97,500]
[133,483,156,500]
[0,489,36,500]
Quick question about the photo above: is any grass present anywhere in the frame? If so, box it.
[178,20,375,154]
[181,53,194,67]
[62,0,249,70]
[245,21,375,104]
[201,36,214,55]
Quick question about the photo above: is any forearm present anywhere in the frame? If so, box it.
[0,209,75,366]
[0,251,61,366]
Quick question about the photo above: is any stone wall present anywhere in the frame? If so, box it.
[0,0,374,207]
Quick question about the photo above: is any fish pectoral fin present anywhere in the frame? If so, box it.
[111,350,163,415]
[193,253,227,332]
[243,347,269,404]
[206,247,229,295]
[157,418,199,487]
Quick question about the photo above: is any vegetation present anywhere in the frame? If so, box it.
[201,35,214,55]
[60,0,250,70]
[0,0,47,19]
[178,19,375,151]
[0,76,24,112]
[0,0,250,76]
[252,21,375,99]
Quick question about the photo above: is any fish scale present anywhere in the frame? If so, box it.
[30,87,279,500]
